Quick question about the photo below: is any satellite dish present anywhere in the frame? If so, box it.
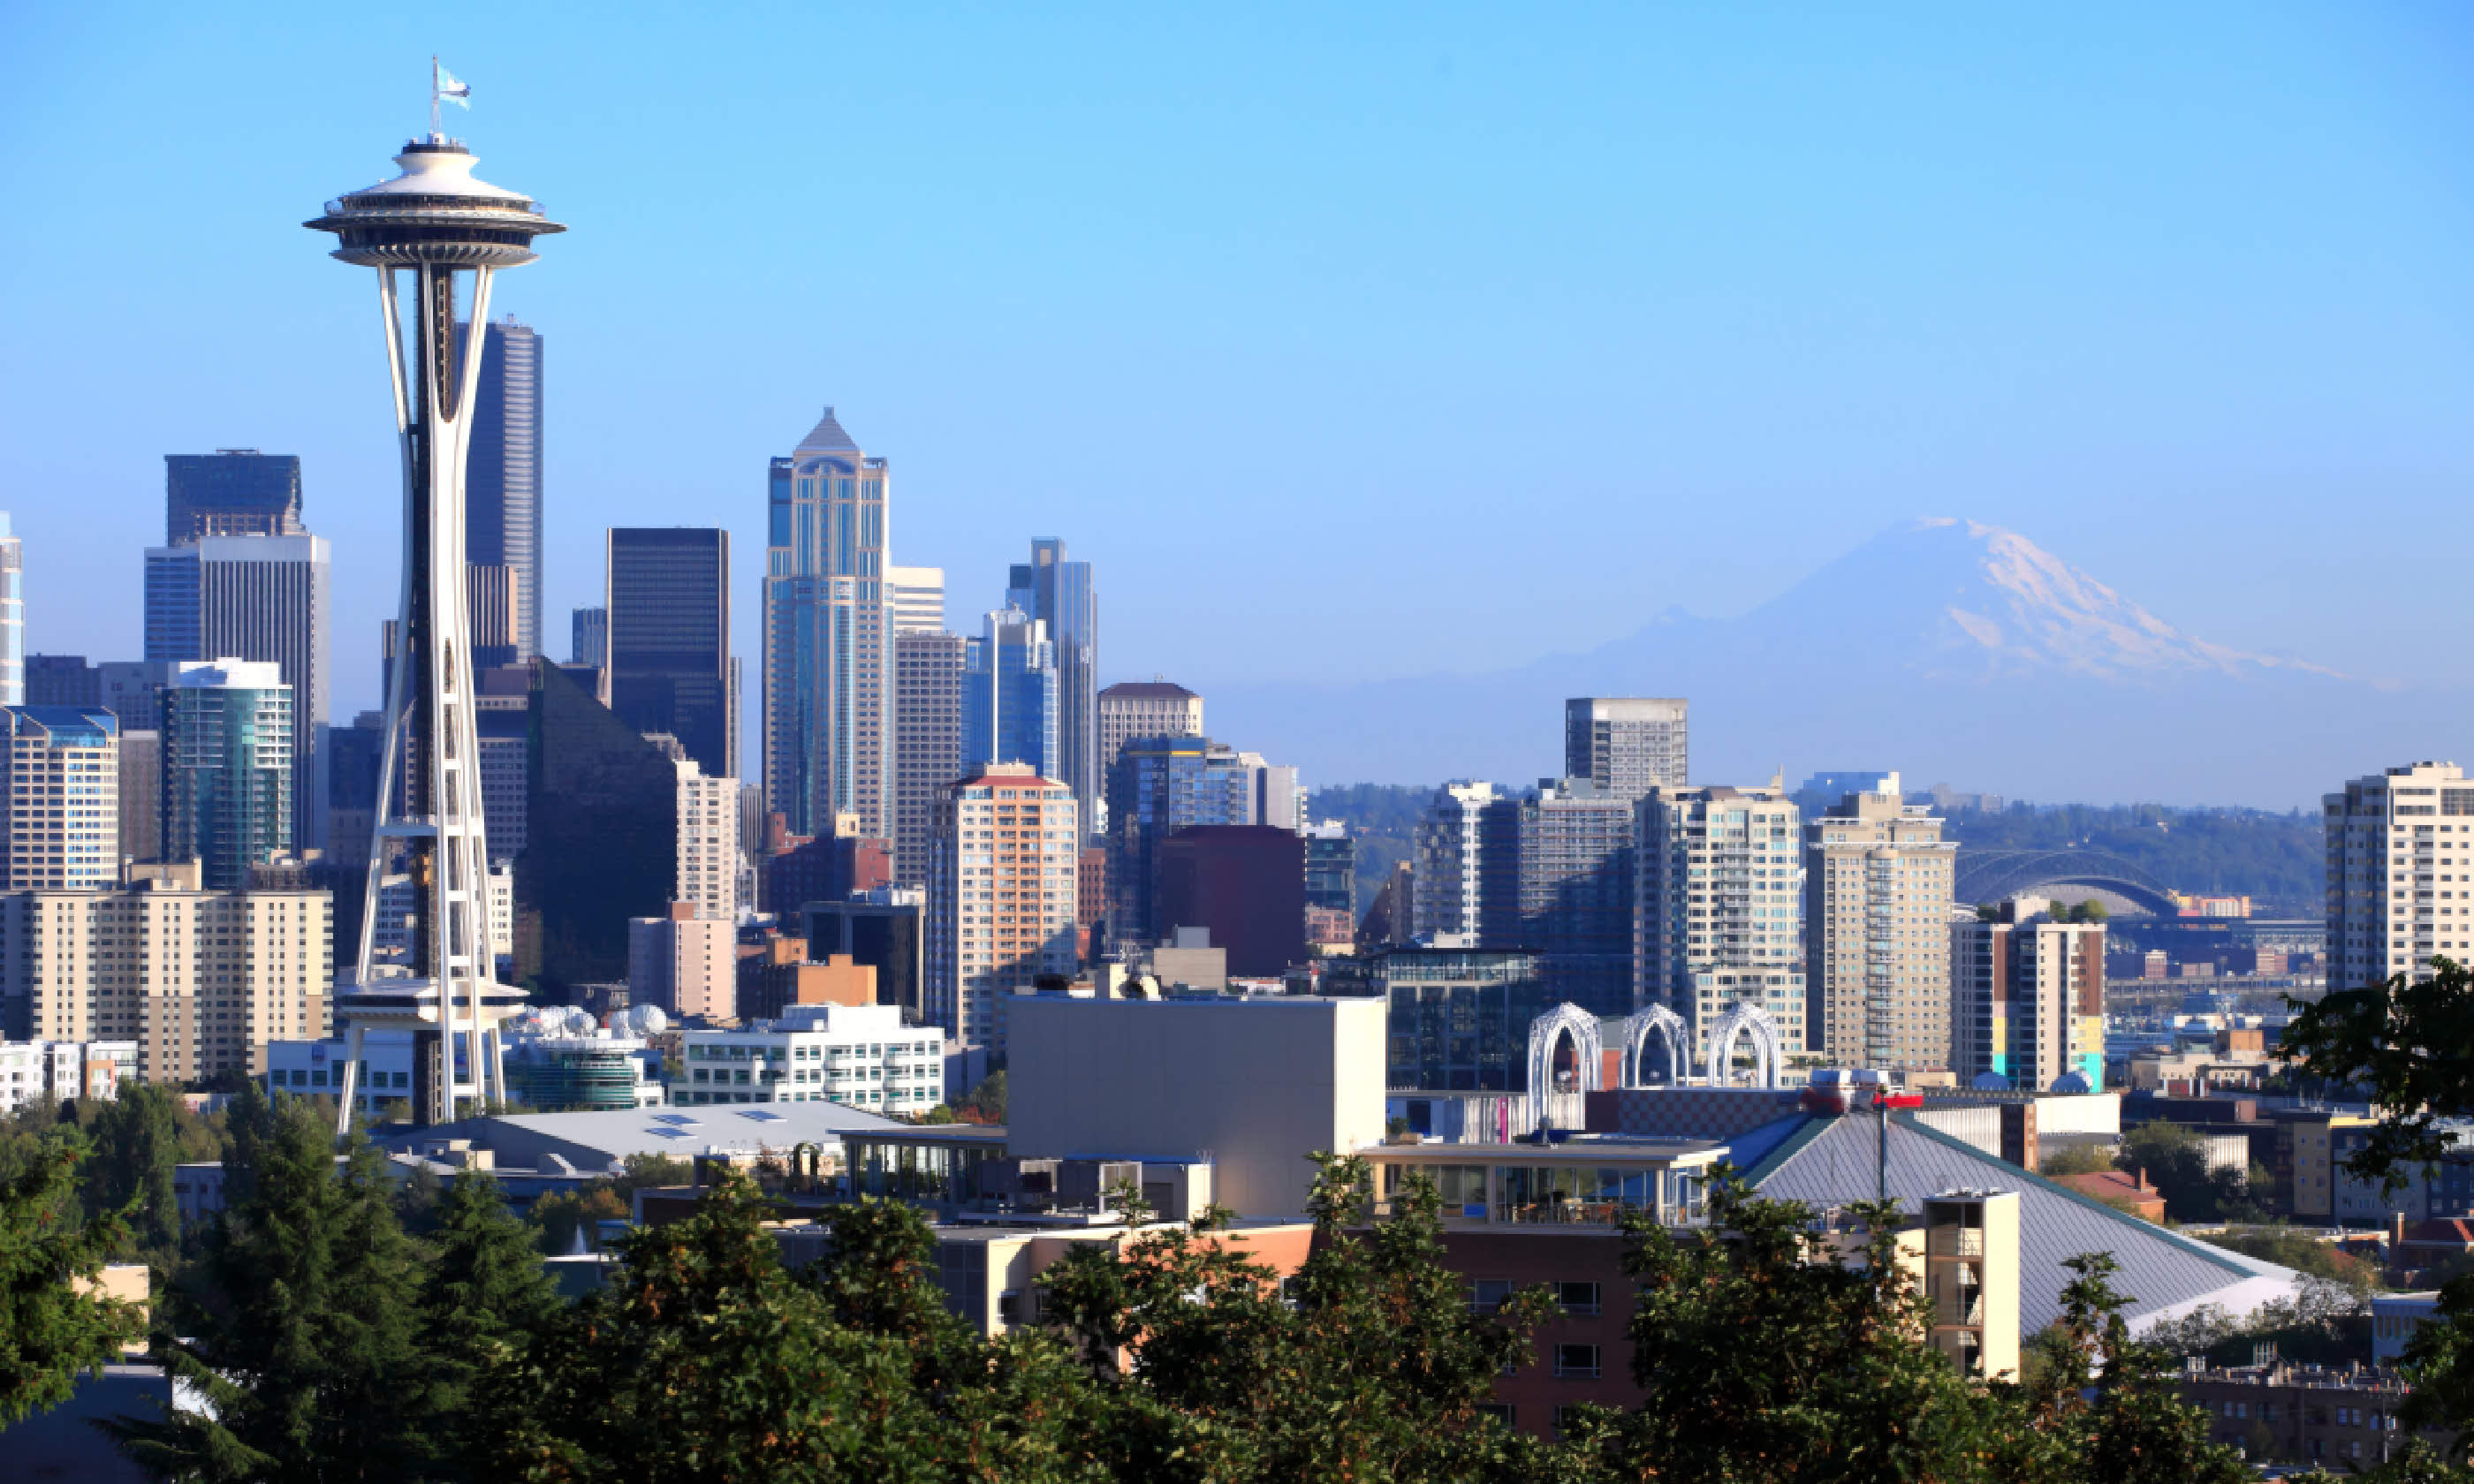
[2048,1072,2092,1094]
[1969,1072,2014,1092]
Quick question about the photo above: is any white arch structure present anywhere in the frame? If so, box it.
[1525,1003,1605,1102]
[1619,1004,1691,1087]
[1704,1003,1783,1088]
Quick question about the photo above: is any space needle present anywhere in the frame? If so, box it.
[306,64,562,1129]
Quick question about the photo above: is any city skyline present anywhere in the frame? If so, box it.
[4,6,2468,807]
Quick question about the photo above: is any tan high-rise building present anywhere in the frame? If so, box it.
[1635,781,1806,1049]
[2326,761,2474,988]
[1950,901,2105,1093]
[1802,777,1956,1069]
[3,706,120,891]
[892,631,966,887]
[0,864,331,1084]
[675,753,740,923]
[1097,680,1203,789]
[925,763,1079,1054]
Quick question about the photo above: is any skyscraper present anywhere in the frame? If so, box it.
[2325,761,2474,988]
[892,630,966,887]
[117,729,160,866]
[1566,698,1689,799]
[1635,782,1807,1050]
[1802,777,1956,1068]
[1480,779,1636,1017]
[0,515,20,707]
[606,527,735,780]
[888,565,945,634]
[1006,541,1097,841]
[570,605,607,667]
[926,762,1078,1051]
[164,451,303,543]
[1951,901,2105,1092]
[763,407,892,839]
[466,316,543,660]
[1413,782,1499,943]
[1097,680,1202,784]
[1106,736,1264,949]
[161,659,292,890]
[515,662,679,997]
[307,123,561,1124]
[961,605,1059,777]
[143,534,330,852]
[1,707,119,890]
[26,656,98,708]
[98,661,174,734]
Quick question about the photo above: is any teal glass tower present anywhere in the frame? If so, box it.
[161,659,293,890]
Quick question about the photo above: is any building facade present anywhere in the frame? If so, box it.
[570,606,607,669]
[892,630,966,888]
[626,903,737,1021]
[0,868,331,1082]
[26,655,100,708]
[1006,541,1098,843]
[667,746,740,922]
[514,662,681,996]
[164,450,303,543]
[2326,761,2474,989]
[672,1002,944,1112]
[962,605,1059,779]
[1565,697,1688,799]
[763,408,892,838]
[1482,779,1635,1017]
[607,527,734,782]
[1635,783,1808,1051]
[0,515,21,707]
[1097,680,1202,785]
[1950,902,2106,1092]
[161,660,292,890]
[467,316,544,661]
[1414,782,1499,943]
[926,763,1079,1051]
[887,564,945,635]
[3,707,119,891]
[1156,824,1307,977]
[1107,737,1261,950]
[1803,780,1956,1067]
[143,534,330,851]
[804,889,927,1026]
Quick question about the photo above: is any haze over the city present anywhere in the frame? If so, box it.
[3,3,2468,803]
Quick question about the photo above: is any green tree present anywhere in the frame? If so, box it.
[80,1082,186,1257]
[420,1169,566,1482]
[1578,1171,2030,1482]
[960,1069,1007,1123]
[0,1129,142,1426]
[103,1084,433,1481]
[2116,1121,2250,1222]
[2025,1253,2250,1484]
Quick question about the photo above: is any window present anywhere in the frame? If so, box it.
[1468,1279,1514,1314]
[1476,1404,1514,1428]
[1553,1405,1589,1440]
[1553,1344,1601,1379]
[1557,1281,1603,1317]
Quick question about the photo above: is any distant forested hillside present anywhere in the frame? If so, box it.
[1942,803,2322,915]
[1309,785,2324,919]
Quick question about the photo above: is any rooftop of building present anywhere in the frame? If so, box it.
[1098,680,1198,700]
[381,1102,918,1169]
[793,405,859,456]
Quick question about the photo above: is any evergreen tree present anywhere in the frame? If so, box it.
[81,1081,186,1256]
[418,1168,565,1482]
[103,1084,432,1482]
[0,1128,141,1425]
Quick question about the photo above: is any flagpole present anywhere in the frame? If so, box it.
[430,55,441,139]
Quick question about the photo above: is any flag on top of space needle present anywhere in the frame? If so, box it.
[435,59,471,109]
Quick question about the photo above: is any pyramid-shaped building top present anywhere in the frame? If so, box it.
[794,405,859,456]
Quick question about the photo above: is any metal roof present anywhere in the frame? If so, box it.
[1741,1110,2298,1335]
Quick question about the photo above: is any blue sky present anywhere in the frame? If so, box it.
[2,4,2469,783]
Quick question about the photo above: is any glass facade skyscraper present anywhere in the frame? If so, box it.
[1006,540,1097,841]
[161,659,293,890]
[515,660,680,996]
[961,605,1059,779]
[467,317,544,660]
[606,527,734,780]
[164,451,302,544]
[763,407,892,838]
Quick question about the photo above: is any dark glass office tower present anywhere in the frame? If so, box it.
[165,451,303,543]
[467,317,543,660]
[1006,540,1097,842]
[515,660,679,996]
[606,527,733,779]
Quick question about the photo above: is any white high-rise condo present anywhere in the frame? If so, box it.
[2326,761,2474,988]
[306,108,562,1128]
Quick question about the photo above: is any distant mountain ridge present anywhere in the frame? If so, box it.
[1207,518,2431,806]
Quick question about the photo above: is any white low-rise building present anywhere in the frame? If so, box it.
[672,1002,945,1113]
[0,1038,138,1112]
